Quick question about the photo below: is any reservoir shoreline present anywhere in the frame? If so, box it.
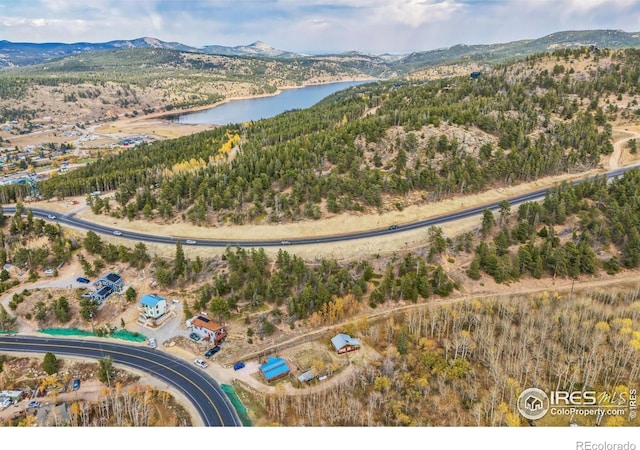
[94,77,375,142]
[163,78,376,125]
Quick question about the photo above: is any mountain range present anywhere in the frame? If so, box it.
[0,37,303,67]
[1,29,639,69]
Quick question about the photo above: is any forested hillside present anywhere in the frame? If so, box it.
[19,47,640,226]
[468,169,640,284]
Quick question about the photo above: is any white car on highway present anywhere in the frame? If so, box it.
[112,230,122,236]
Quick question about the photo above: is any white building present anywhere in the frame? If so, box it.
[139,294,167,319]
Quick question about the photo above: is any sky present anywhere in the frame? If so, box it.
[0,0,639,55]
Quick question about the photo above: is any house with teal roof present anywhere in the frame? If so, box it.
[140,294,167,319]
[259,356,290,382]
[331,333,361,354]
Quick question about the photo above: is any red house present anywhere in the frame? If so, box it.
[187,315,228,344]
[331,333,361,354]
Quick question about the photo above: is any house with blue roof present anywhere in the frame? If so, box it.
[140,294,167,319]
[331,333,361,354]
[259,356,290,382]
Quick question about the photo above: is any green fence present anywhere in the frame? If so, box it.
[39,328,94,337]
[221,384,252,427]
[39,328,147,342]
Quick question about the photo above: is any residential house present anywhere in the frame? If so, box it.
[260,356,290,382]
[187,315,228,344]
[89,272,124,302]
[91,285,113,303]
[139,294,167,319]
[0,390,25,406]
[331,333,361,354]
[96,272,124,292]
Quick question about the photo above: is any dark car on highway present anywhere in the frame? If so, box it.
[204,345,221,358]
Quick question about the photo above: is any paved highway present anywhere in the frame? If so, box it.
[0,335,241,427]
[3,165,638,248]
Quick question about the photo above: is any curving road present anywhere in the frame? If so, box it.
[3,165,639,248]
[0,335,241,427]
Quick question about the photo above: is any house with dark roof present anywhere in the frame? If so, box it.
[187,315,228,344]
[91,285,113,303]
[96,272,124,292]
[88,272,124,303]
[331,333,361,354]
[139,294,167,319]
[260,356,290,382]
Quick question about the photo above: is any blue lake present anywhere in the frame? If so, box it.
[173,80,373,125]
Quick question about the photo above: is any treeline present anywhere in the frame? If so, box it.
[180,247,455,324]
[26,48,640,224]
[469,168,640,283]
[116,244,458,328]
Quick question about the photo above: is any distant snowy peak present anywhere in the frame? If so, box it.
[201,40,303,58]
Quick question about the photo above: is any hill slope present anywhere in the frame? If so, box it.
[29,47,640,228]
[397,29,640,70]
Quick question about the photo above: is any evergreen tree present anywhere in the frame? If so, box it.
[481,209,496,237]
[174,242,186,277]
[43,352,59,375]
[97,356,115,385]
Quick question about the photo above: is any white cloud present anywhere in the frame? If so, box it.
[0,0,639,53]
[539,0,637,12]
[372,0,463,28]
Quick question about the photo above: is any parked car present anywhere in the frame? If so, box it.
[44,268,55,275]
[72,379,80,391]
[189,332,200,341]
[112,230,122,236]
[388,224,398,230]
[233,362,246,371]
[194,359,208,369]
[148,338,157,349]
[185,239,197,244]
[76,277,90,284]
[27,400,41,408]
[204,345,221,358]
